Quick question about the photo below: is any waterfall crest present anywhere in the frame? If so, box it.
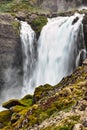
[20,13,86,95]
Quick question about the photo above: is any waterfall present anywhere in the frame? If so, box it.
[20,13,86,95]
[20,21,37,95]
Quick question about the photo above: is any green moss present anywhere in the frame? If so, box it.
[54,98,75,111]
[28,115,38,126]
[3,94,33,110]
[46,107,58,117]
[11,105,25,113]
[20,97,33,107]
[54,126,71,130]
[0,1,27,13]
[0,110,12,126]
[44,125,71,130]
[0,0,44,14]
[34,84,53,102]
[11,113,20,124]
[21,94,33,100]
[58,115,80,129]
[12,21,20,35]
[44,115,80,130]
[30,16,47,37]
[0,1,13,13]
[69,115,80,121]
[2,99,25,109]
[39,112,49,123]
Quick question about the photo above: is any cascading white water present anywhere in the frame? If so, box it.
[20,21,36,95]
[20,13,86,95]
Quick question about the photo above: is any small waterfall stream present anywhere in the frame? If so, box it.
[20,21,37,95]
[20,13,86,95]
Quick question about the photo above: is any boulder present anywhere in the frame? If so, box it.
[0,123,4,129]
[82,119,87,127]
[73,124,84,130]
[82,59,87,66]
[2,99,25,109]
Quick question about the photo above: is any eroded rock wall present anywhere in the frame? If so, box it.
[0,13,22,101]
[36,0,86,12]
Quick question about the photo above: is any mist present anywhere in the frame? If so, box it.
[0,67,23,107]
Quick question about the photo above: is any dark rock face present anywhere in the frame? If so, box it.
[83,15,87,50]
[0,13,23,102]
[36,0,84,12]
[82,119,87,127]
[0,123,4,129]
[83,0,87,5]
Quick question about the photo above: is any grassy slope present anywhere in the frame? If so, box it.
[0,0,46,14]
[0,0,33,12]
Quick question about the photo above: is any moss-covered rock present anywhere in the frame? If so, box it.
[11,113,20,124]
[0,60,87,130]
[12,20,20,35]
[0,110,12,127]
[30,15,47,38]
[2,99,25,109]
[33,84,53,103]
[3,94,33,109]
[20,94,33,107]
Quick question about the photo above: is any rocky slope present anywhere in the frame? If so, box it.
[0,59,87,130]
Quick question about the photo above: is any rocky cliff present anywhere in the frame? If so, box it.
[0,13,23,102]
[36,0,87,12]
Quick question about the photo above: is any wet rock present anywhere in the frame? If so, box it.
[82,59,87,66]
[11,113,20,124]
[79,104,87,111]
[0,122,4,128]
[82,119,87,127]
[16,11,26,21]
[73,124,84,130]
[22,118,29,127]
[84,91,87,100]
[28,13,38,23]
[72,17,79,25]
